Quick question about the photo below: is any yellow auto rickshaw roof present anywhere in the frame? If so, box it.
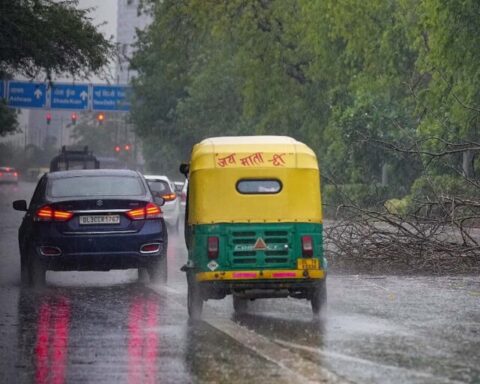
[190,136,318,171]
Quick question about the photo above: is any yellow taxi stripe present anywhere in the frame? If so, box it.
[196,269,325,282]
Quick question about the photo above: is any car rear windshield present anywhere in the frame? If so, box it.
[47,176,145,197]
[147,180,172,195]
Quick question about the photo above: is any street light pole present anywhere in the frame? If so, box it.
[60,115,64,148]
[24,123,28,150]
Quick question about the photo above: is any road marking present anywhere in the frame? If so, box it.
[149,284,351,384]
[204,316,350,384]
[275,340,464,384]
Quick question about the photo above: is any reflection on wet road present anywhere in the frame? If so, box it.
[15,285,192,383]
[1,182,480,383]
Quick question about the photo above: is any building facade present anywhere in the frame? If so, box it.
[116,0,152,84]
[27,109,76,149]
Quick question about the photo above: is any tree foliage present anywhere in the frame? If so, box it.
[0,0,113,79]
[0,0,113,136]
[131,0,480,193]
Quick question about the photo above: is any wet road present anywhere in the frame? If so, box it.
[1,182,479,383]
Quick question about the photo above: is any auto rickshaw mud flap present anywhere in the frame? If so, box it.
[186,270,203,320]
[232,295,248,314]
[310,279,327,316]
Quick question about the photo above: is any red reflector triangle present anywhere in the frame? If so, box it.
[254,238,267,250]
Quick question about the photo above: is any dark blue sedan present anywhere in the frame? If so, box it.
[13,169,168,287]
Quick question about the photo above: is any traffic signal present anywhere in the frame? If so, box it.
[71,112,77,125]
[97,112,105,125]
[124,144,131,151]
[46,112,52,125]
[114,145,121,153]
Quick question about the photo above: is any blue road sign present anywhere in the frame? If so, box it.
[8,81,47,108]
[0,80,4,99]
[92,85,131,111]
[51,83,89,110]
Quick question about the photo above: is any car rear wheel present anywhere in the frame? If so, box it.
[187,273,203,320]
[20,252,30,286]
[311,279,327,315]
[147,254,167,284]
[28,250,46,287]
[137,267,149,283]
[233,296,248,314]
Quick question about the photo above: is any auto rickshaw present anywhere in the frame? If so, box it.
[180,136,326,318]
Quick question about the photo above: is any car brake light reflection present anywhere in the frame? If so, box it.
[128,295,159,384]
[35,296,70,384]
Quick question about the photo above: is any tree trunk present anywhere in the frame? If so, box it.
[462,150,474,178]
[381,163,389,186]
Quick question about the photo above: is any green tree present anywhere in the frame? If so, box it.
[71,116,120,156]
[131,0,479,195]
[0,0,113,135]
[414,0,480,177]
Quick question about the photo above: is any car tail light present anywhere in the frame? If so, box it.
[35,205,73,222]
[207,236,219,259]
[13,172,18,177]
[162,193,177,201]
[53,210,74,221]
[301,235,313,257]
[145,202,162,219]
[126,203,162,220]
[126,207,145,220]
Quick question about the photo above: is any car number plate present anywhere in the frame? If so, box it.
[79,215,120,225]
[297,258,319,270]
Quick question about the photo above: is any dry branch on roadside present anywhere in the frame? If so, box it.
[324,203,480,275]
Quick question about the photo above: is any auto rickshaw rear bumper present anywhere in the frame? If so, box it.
[196,269,325,281]
[194,269,326,300]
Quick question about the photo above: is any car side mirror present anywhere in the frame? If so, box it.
[154,196,165,206]
[13,200,27,211]
[179,163,189,177]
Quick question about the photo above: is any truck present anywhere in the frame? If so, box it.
[49,146,100,172]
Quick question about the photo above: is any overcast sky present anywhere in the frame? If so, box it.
[78,0,117,41]
[76,0,118,81]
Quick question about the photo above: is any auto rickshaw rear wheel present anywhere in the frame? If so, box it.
[233,296,248,313]
[311,279,327,315]
[187,273,203,319]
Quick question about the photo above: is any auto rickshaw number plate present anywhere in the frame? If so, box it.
[297,258,319,270]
